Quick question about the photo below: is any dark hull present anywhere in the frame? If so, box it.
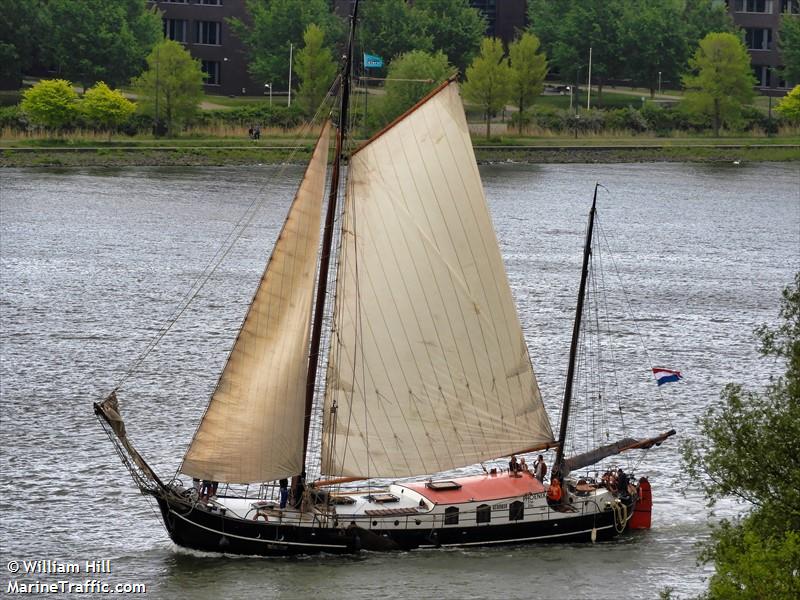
[155,494,636,557]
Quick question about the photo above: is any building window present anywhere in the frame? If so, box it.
[444,507,459,525]
[734,0,773,12]
[753,65,769,87]
[744,27,773,50]
[476,504,491,524]
[509,501,524,521]
[196,21,221,45]
[199,0,223,4]
[163,18,187,43]
[202,60,220,85]
[782,0,800,14]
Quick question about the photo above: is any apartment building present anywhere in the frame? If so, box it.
[150,0,259,96]
[728,0,799,93]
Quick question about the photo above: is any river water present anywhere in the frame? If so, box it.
[1,162,797,599]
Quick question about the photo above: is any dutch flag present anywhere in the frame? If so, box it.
[652,367,682,386]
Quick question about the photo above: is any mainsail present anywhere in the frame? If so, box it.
[321,82,555,479]
[181,122,331,484]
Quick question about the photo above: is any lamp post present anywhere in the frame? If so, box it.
[567,86,572,112]
[265,83,272,106]
[288,43,293,107]
[658,71,662,96]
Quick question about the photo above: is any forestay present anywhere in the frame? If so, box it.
[181,122,331,484]
[321,82,554,479]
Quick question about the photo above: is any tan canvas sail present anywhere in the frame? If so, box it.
[321,83,554,479]
[181,121,331,484]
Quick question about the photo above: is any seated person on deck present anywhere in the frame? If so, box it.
[546,478,563,506]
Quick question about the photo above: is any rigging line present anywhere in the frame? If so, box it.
[596,211,675,431]
[114,90,338,395]
[589,245,609,444]
[594,217,626,437]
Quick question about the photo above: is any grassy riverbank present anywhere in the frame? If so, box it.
[1,134,798,167]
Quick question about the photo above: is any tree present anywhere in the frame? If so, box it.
[0,0,50,88]
[682,0,736,53]
[232,0,342,91]
[508,32,547,133]
[295,24,338,117]
[382,50,453,122]
[131,40,205,137]
[683,272,800,599]
[20,79,78,130]
[46,0,161,90]
[462,38,512,140]
[778,14,800,85]
[681,33,756,136]
[415,0,485,76]
[527,1,625,102]
[359,0,432,65]
[620,0,689,97]
[80,82,136,134]
[775,85,800,123]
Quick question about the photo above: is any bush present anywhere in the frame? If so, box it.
[20,79,79,130]
[196,103,306,130]
[0,105,27,130]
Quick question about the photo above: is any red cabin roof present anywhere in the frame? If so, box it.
[402,472,546,505]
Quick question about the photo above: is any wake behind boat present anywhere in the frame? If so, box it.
[95,0,674,556]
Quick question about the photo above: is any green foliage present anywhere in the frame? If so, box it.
[681,33,756,136]
[46,0,161,90]
[682,0,736,51]
[20,79,79,130]
[132,40,205,136]
[527,0,625,95]
[463,38,512,140]
[776,85,800,123]
[508,33,548,133]
[779,15,800,85]
[683,273,800,599]
[197,103,305,130]
[528,0,732,94]
[381,50,453,123]
[0,0,50,86]
[415,0,485,75]
[620,0,687,96]
[699,521,800,600]
[233,0,343,90]
[295,24,337,117]
[359,0,432,64]
[80,83,136,131]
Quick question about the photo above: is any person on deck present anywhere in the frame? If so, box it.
[617,468,630,498]
[534,455,547,482]
[520,457,529,474]
[279,478,289,509]
[509,455,520,476]
[547,477,563,506]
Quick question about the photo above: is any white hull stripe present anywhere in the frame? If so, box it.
[169,510,347,550]
[419,524,616,548]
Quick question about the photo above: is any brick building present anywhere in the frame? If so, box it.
[728,0,799,94]
[150,0,259,96]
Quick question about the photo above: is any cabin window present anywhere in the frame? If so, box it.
[509,500,524,521]
[476,504,491,524]
[444,506,459,525]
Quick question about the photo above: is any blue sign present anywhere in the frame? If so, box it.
[363,53,384,69]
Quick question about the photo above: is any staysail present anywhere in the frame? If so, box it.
[181,121,331,484]
[321,82,554,479]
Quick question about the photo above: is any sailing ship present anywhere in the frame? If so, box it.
[95,0,675,556]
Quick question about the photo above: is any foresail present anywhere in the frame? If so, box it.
[321,82,554,479]
[181,121,331,484]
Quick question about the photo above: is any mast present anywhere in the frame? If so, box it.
[302,0,359,467]
[553,183,599,478]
